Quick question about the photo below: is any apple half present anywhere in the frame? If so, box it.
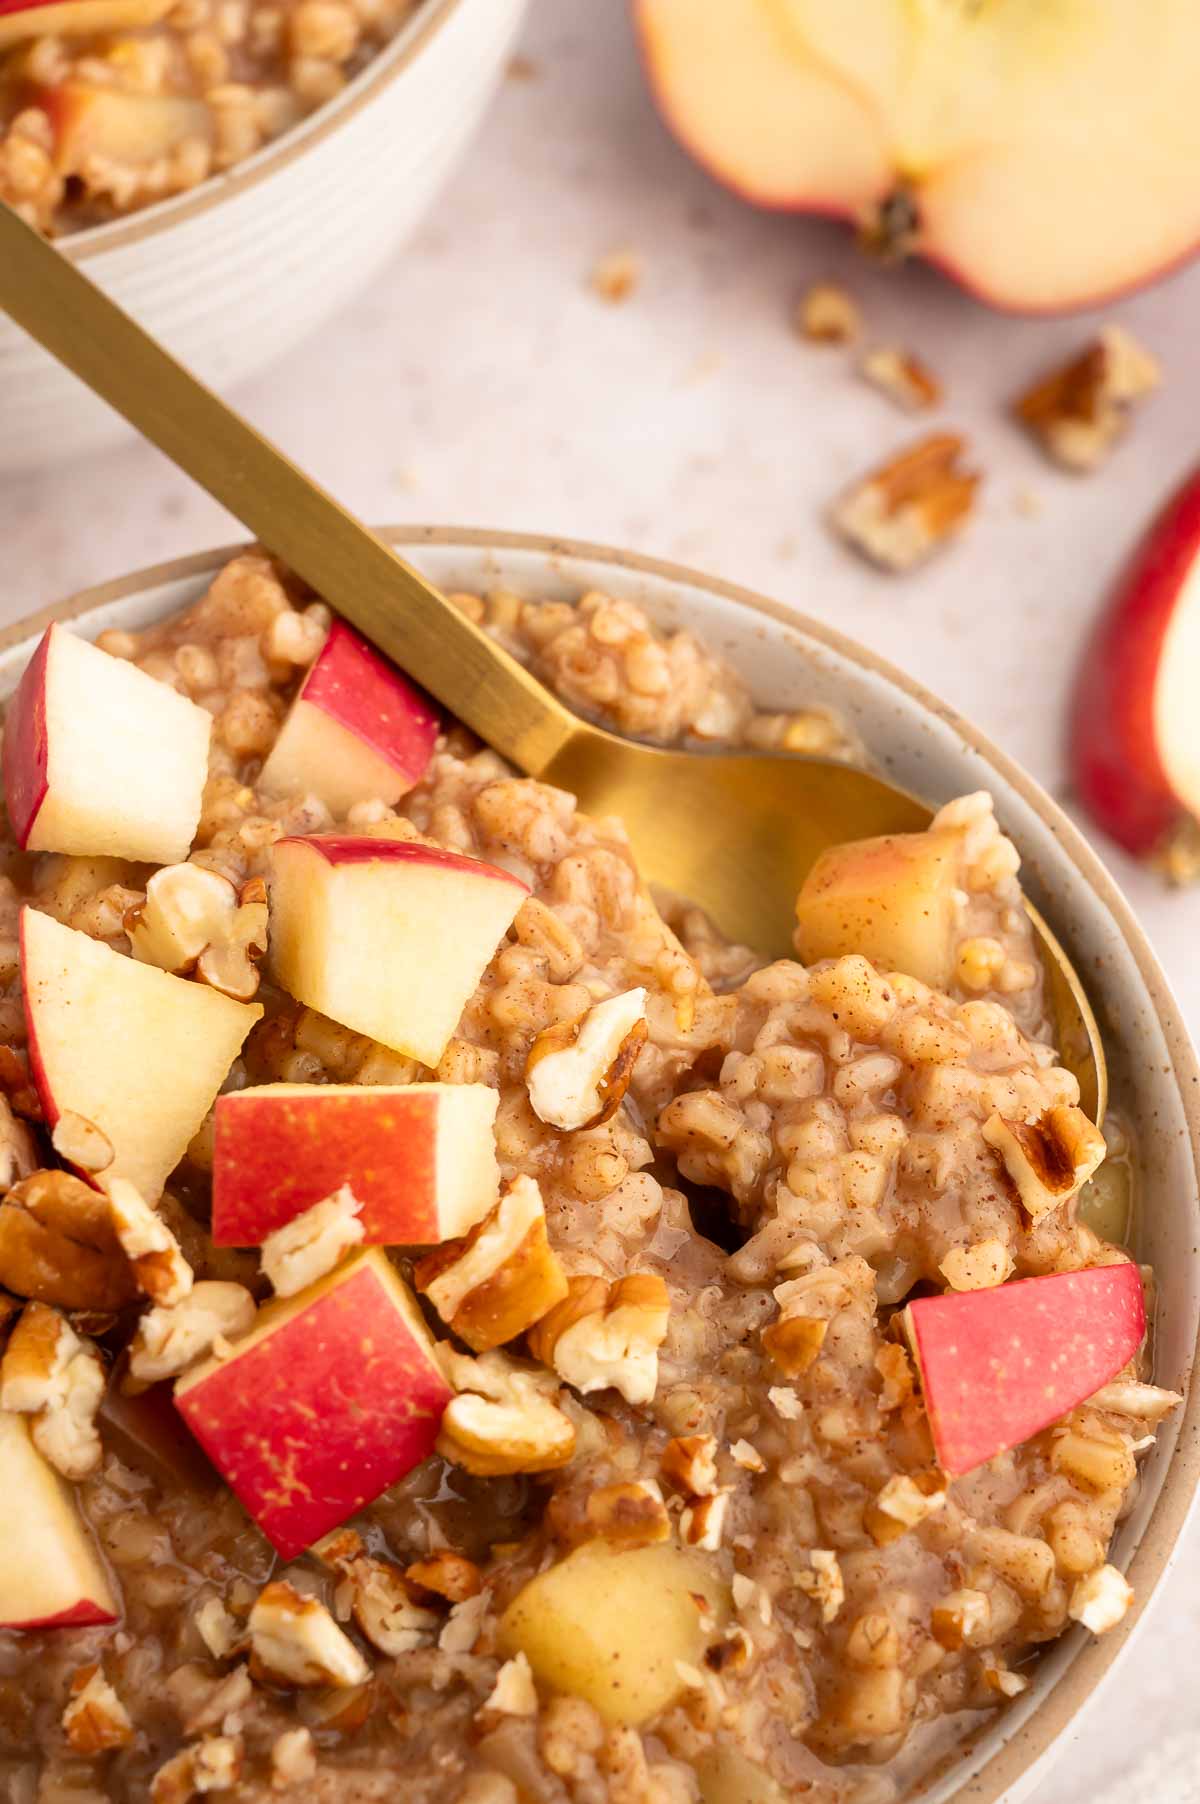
[3,623,211,864]
[268,835,528,1066]
[635,0,1200,313]
[259,619,439,816]
[1071,463,1200,865]
[905,1263,1145,1477]
[211,1080,500,1247]
[21,906,261,1200]
[174,1248,452,1558]
[0,1409,117,1629]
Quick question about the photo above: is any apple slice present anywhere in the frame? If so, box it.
[21,907,261,1200]
[174,1248,451,1559]
[794,828,960,988]
[259,620,439,817]
[268,836,528,1066]
[0,1409,117,1629]
[1071,464,1200,865]
[211,1080,499,1247]
[905,1264,1146,1477]
[3,623,211,864]
[635,0,1200,314]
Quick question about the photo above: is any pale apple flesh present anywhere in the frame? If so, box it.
[1071,464,1200,859]
[259,619,439,817]
[905,1263,1146,1477]
[636,0,1200,313]
[21,906,262,1200]
[0,0,171,48]
[0,1409,118,1629]
[211,1080,500,1247]
[794,828,960,989]
[2,623,211,864]
[174,1249,452,1558]
[268,835,528,1067]
[33,83,212,174]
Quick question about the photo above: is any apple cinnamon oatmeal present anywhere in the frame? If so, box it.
[0,0,421,235]
[0,553,1180,1804]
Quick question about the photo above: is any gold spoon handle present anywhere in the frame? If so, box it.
[0,201,574,774]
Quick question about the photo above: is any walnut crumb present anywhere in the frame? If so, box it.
[860,345,942,412]
[796,281,861,345]
[1014,326,1159,471]
[591,249,639,303]
[831,433,980,572]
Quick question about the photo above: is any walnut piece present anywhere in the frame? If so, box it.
[415,1174,567,1353]
[0,1301,105,1479]
[660,1433,719,1498]
[259,1185,363,1298]
[761,1314,827,1377]
[526,1271,669,1406]
[150,1735,244,1802]
[939,1238,1014,1292]
[128,1281,256,1387]
[1069,1563,1133,1635]
[865,1471,948,1546]
[860,346,942,412]
[525,988,647,1133]
[50,1110,113,1175]
[341,1556,439,1657]
[195,1595,248,1661]
[930,1588,991,1651]
[550,1479,671,1551]
[798,1549,845,1624]
[109,1177,194,1306]
[483,1651,538,1717]
[404,1551,483,1605]
[681,1490,730,1552]
[270,1727,317,1791]
[983,1105,1106,1220]
[0,1168,135,1311]
[437,1345,576,1477]
[248,1579,371,1688]
[1014,326,1159,472]
[1086,1379,1182,1422]
[831,432,979,573]
[62,1664,134,1754]
[590,248,639,303]
[796,281,861,345]
[128,864,268,1002]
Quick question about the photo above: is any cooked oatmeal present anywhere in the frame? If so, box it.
[0,0,421,235]
[0,554,1180,1803]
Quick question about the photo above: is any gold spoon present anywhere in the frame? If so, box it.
[0,201,1105,1120]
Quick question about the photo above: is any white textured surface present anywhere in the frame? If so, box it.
[2,2,1199,1795]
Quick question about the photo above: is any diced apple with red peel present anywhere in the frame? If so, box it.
[905,1264,1146,1477]
[34,83,212,175]
[259,620,439,817]
[174,1248,452,1559]
[21,906,261,1201]
[0,0,171,48]
[0,1409,117,1629]
[634,0,1200,314]
[268,836,528,1066]
[1070,464,1200,868]
[211,1080,499,1247]
[3,623,211,864]
[794,828,960,988]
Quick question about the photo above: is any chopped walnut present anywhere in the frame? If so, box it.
[259,1185,363,1298]
[195,1596,247,1661]
[341,1556,439,1657]
[983,1105,1106,1220]
[661,1433,719,1497]
[0,1168,134,1311]
[404,1552,484,1605]
[860,346,942,412]
[796,282,860,345]
[798,1549,845,1624]
[109,1178,194,1306]
[1014,326,1160,472]
[483,1651,538,1717]
[865,1471,948,1545]
[128,864,268,1002]
[831,432,979,572]
[526,1271,669,1406]
[128,1281,256,1386]
[551,1479,671,1550]
[590,248,639,303]
[1086,1379,1182,1422]
[729,1438,765,1473]
[415,1175,567,1353]
[681,1491,730,1552]
[249,1580,371,1688]
[525,989,647,1132]
[270,1727,317,1790]
[0,1302,105,1479]
[439,1590,491,1655]
[768,1385,803,1422]
[1069,1563,1134,1635]
[437,1345,576,1476]
[983,1665,1030,1699]
[931,1589,991,1651]
[62,1665,134,1754]
[939,1237,1015,1292]
[50,1110,114,1176]
[151,1735,244,1802]
[762,1314,827,1377]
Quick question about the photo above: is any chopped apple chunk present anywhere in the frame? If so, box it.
[0,1408,117,1629]
[794,828,961,988]
[37,83,212,175]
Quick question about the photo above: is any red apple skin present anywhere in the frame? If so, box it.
[175,1250,452,1559]
[0,0,62,14]
[2,626,51,852]
[1070,465,1200,858]
[906,1263,1145,1477]
[293,834,527,887]
[300,620,439,786]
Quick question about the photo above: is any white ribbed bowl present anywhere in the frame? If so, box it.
[0,0,527,475]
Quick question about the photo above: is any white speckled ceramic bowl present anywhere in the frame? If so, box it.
[0,0,527,476]
[2,527,1196,1804]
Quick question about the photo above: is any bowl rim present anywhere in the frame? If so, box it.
[55,0,466,264]
[6,523,1198,1804]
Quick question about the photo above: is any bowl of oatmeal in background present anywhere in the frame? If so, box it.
[0,527,1196,1803]
[0,0,527,475]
